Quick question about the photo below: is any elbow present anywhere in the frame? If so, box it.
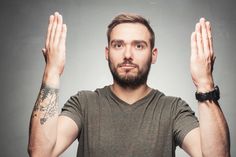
[27,142,36,157]
[27,145,40,157]
[27,145,44,157]
[28,148,53,157]
[27,143,55,157]
[202,152,230,157]
[27,146,32,157]
[201,147,231,157]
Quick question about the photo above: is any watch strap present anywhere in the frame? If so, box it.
[195,86,220,102]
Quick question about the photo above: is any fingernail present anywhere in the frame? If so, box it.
[42,48,46,53]
[195,23,200,29]
[63,24,67,30]
[200,17,205,22]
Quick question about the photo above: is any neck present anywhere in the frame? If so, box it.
[110,82,152,105]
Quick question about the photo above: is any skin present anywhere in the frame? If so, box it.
[181,18,230,157]
[28,12,78,157]
[105,23,157,104]
[28,12,230,157]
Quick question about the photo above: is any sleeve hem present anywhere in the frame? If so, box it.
[59,111,82,130]
[178,122,199,148]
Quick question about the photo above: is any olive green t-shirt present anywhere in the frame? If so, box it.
[60,86,199,157]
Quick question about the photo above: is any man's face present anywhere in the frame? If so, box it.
[106,23,157,88]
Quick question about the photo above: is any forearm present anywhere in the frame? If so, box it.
[28,12,67,156]
[28,72,60,156]
[198,100,230,157]
[190,18,231,156]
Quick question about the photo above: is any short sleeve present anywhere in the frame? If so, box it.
[60,92,84,131]
[173,99,199,147]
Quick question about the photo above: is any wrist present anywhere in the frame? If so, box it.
[196,79,215,93]
[197,84,214,93]
[43,67,60,88]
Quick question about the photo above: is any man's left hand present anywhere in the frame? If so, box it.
[190,17,216,92]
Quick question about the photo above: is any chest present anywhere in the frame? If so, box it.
[79,98,175,156]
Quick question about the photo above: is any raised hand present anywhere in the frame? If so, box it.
[190,18,215,92]
[43,12,67,77]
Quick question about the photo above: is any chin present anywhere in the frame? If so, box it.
[119,72,137,78]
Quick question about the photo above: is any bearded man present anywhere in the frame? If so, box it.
[28,12,230,157]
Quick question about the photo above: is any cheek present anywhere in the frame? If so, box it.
[108,53,122,65]
[108,56,119,70]
[136,54,152,68]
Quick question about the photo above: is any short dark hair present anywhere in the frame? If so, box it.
[107,13,155,50]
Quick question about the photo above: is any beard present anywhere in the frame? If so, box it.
[108,56,152,89]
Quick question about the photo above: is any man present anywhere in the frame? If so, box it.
[28,12,230,157]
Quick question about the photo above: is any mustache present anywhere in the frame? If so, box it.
[117,60,139,68]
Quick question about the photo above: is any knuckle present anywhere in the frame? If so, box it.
[49,42,54,48]
[52,44,58,50]
[56,28,61,33]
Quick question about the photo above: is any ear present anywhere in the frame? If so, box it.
[151,48,158,64]
[105,47,109,60]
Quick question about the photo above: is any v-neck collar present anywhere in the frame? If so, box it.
[106,86,157,112]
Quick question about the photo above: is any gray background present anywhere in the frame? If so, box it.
[0,0,235,156]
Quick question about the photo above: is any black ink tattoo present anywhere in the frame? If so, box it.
[32,83,59,125]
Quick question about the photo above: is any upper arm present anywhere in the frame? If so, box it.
[181,127,202,157]
[51,115,79,157]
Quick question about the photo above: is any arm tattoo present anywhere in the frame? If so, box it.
[32,83,59,125]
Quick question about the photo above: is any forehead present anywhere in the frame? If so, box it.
[110,23,151,43]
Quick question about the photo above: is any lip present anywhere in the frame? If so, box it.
[122,64,135,67]
[119,64,136,70]
[121,66,135,70]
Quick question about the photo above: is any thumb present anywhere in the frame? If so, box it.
[42,48,47,63]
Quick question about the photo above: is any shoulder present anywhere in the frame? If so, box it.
[79,86,109,97]
[70,86,109,103]
[155,89,185,106]
[153,89,191,113]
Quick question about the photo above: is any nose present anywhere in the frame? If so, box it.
[123,45,133,60]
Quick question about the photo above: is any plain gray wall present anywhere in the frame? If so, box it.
[0,0,235,156]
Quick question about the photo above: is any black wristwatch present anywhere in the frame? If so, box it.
[195,86,220,102]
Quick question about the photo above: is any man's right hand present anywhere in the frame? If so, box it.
[28,13,79,157]
[42,12,67,87]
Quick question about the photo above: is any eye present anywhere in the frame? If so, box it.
[115,44,122,48]
[135,43,145,50]
[112,42,123,49]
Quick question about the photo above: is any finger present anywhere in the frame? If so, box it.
[200,17,210,56]
[42,48,47,63]
[211,56,216,72]
[206,21,214,57]
[59,24,67,49]
[42,48,46,54]
[49,12,59,47]
[45,15,54,49]
[53,14,63,46]
[195,22,204,57]
[191,32,198,57]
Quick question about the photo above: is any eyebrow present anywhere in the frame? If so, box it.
[110,40,124,45]
[132,40,148,46]
[110,39,148,46]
